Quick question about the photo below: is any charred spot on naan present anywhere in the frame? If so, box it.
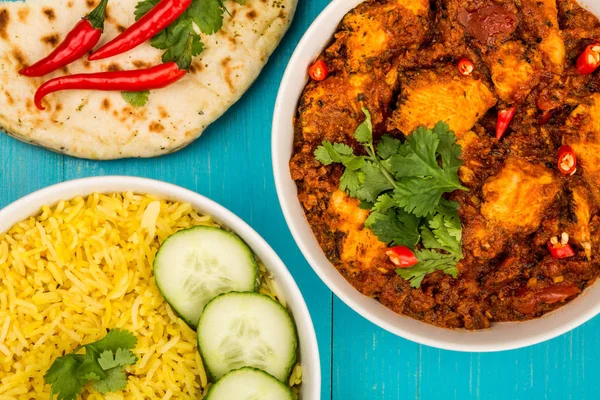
[133,60,153,69]
[41,34,60,48]
[158,107,170,119]
[149,122,165,133]
[0,8,8,40]
[11,48,27,70]
[107,63,122,72]
[246,9,258,20]
[189,60,204,74]
[42,7,55,21]
[4,91,14,106]
[101,98,111,111]
[17,7,28,23]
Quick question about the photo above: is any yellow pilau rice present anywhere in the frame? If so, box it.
[0,193,302,399]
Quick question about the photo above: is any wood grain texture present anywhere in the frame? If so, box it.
[1,0,599,398]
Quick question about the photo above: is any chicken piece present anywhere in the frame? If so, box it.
[297,74,394,144]
[519,0,565,73]
[327,0,430,74]
[485,41,543,104]
[565,94,600,204]
[328,190,387,271]
[387,66,497,136]
[570,184,594,258]
[480,158,560,234]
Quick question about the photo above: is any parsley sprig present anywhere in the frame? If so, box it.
[315,109,467,287]
[45,329,138,400]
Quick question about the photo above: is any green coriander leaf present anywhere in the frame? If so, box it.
[189,0,224,35]
[134,0,160,20]
[121,91,150,107]
[81,372,102,381]
[388,125,466,217]
[332,142,355,156]
[389,127,440,178]
[98,349,138,371]
[339,170,363,198]
[365,209,421,248]
[421,213,461,257]
[343,156,365,172]
[354,107,373,145]
[396,250,458,288]
[371,193,396,214]
[87,329,138,354]
[376,135,401,160]
[75,347,106,383]
[314,141,355,165]
[44,355,84,400]
[356,161,394,202]
[393,177,461,217]
[93,368,128,394]
[435,198,462,242]
[314,142,338,165]
[358,200,373,210]
[434,122,462,170]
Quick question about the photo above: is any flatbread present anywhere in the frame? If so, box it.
[0,0,296,159]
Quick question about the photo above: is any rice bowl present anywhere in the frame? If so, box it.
[0,177,320,399]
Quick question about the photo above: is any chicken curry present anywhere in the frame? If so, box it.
[290,0,600,329]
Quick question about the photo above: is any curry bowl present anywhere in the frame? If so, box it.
[272,0,600,351]
[0,176,320,398]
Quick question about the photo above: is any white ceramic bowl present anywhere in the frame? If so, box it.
[272,0,600,352]
[0,176,320,398]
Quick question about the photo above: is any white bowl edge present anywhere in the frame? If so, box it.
[0,176,321,398]
[272,0,600,352]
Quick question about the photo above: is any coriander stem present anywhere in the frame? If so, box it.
[366,144,398,189]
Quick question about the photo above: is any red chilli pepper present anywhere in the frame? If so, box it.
[385,246,418,268]
[548,242,576,259]
[19,0,109,77]
[557,144,577,175]
[457,58,474,76]
[34,62,186,110]
[496,106,516,140]
[576,43,600,75]
[309,60,328,81]
[89,0,192,61]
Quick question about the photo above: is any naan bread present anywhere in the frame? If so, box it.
[0,0,295,159]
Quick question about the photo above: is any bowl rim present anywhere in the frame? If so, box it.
[0,176,321,397]
[271,0,600,352]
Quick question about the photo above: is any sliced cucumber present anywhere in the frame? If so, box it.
[198,292,298,382]
[153,226,258,328]
[205,368,294,400]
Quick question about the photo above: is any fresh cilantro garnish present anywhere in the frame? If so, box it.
[134,0,245,70]
[44,329,138,399]
[121,91,150,107]
[396,250,459,288]
[315,109,467,287]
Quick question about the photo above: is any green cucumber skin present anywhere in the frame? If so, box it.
[205,367,294,400]
[153,225,260,328]
[197,292,299,383]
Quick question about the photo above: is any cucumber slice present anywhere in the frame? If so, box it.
[198,292,298,382]
[205,368,294,400]
[153,226,258,327]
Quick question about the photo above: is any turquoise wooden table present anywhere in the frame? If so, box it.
[1,0,600,398]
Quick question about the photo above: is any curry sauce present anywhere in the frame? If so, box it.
[290,0,600,329]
